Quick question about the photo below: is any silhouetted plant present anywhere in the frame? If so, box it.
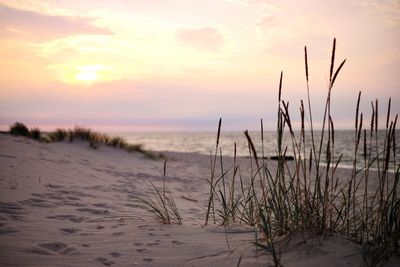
[7,123,162,159]
[10,122,30,137]
[206,39,399,267]
[49,128,68,141]
[30,127,41,140]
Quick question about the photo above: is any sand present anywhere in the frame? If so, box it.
[0,134,398,266]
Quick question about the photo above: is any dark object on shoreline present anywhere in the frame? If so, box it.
[269,155,294,161]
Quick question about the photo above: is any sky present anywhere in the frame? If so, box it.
[0,0,399,132]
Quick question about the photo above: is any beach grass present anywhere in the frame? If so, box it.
[10,122,31,137]
[204,39,399,266]
[137,160,182,224]
[30,127,41,141]
[7,124,163,159]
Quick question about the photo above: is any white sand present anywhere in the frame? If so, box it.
[0,134,398,266]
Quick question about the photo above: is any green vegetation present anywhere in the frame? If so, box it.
[7,123,162,159]
[138,160,182,224]
[205,39,399,266]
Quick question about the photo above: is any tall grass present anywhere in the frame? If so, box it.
[204,39,399,266]
[138,160,182,224]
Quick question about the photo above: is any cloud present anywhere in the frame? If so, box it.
[176,27,224,51]
[0,4,112,40]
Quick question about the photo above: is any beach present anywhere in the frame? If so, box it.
[0,133,399,266]
[1,0,399,266]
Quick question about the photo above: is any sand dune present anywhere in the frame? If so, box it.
[0,134,398,266]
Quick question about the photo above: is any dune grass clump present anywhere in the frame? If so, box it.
[7,124,161,159]
[139,183,182,224]
[10,122,31,137]
[9,123,43,142]
[30,127,41,140]
[205,39,399,266]
[108,136,127,148]
[68,127,92,141]
[48,128,69,142]
[69,127,109,149]
[138,161,182,224]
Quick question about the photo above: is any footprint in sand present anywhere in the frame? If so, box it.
[66,196,80,201]
[0,202,25,221]
[38,242,67,252]
[112,232,124,236]
[32,192,65,201]
[146,242,160,247]
[27,247,53,255]
[57,189,94,198]
[93,203,114,209]
[110,252,121,257]
[20,198,56,208]
[125,203,146,209]
[0,223,19,234]
[95,257,115,266]
[0,202,24,215]
[61,201,87,207]
[111,223,126,229]
[47,214,87,223]
[59,228,81,234]
[44,184,63,189]
[60,247,77,255]
[27,242,77,256]
[76,208,108,215]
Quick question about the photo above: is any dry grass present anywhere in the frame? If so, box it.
[204,39,399,266]
[7,124,162,159]
[10,122,30,137]
[137,160,182,224]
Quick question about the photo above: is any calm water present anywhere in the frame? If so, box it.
[114,130,399,169]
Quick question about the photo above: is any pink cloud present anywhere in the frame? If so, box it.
[176,27,224,51]
[0,4,112,40]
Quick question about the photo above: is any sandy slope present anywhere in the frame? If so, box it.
[0,134,397,266]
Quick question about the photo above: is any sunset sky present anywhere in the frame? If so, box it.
[0,0,399,131]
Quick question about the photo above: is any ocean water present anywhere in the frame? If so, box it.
[114,130,399,170]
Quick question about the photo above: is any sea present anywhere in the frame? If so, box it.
[113,130,399,170]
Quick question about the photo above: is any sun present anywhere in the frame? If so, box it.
[76,71,98,82]
[50,64,116,85]
[75,65,105,83]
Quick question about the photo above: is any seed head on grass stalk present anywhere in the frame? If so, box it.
[205,118,222,225]
[204,39,399,266]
